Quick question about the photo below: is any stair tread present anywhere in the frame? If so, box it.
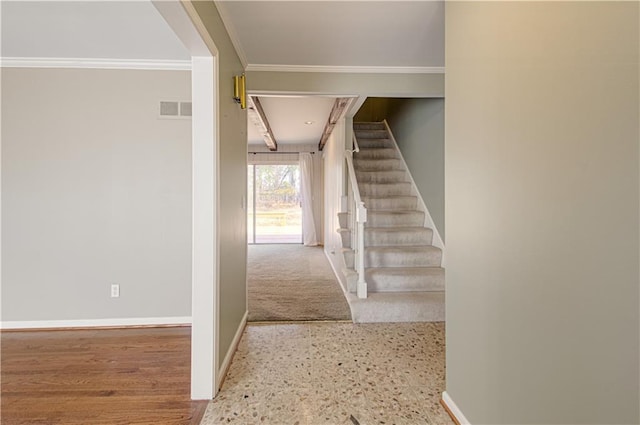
[365,245,440,252]
[346,291,445,323]
[366,266,444,274]
[368,210,422,214]
[365,226,432,232]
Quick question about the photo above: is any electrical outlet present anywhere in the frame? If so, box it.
[111,284,120,298]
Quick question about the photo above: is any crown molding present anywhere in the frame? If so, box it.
[0,57,192,70]
[214,1,248,69]
[245,64,445,74]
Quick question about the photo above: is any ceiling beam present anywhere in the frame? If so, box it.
[318,97,351,151]
[247,96,277,151]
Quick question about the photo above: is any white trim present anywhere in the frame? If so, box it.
[1,317,192,330]
[176,1,219,57]
[214,1,248,68]
[216,310,248,390]
[246,64,445,74]
[160,0,220,401]
[442,391,471,425]
[153,0,216,57]
[383,119,446,267]
[0,57,191,71]
[347,96,367,118]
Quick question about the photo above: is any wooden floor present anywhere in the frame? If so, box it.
[1,326,208,425]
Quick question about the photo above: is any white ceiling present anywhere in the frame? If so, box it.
[217,1,444,69]
[248,96,337,146]
[1,1,190,60]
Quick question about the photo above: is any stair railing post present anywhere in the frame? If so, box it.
[356,201,367,298]
[345,133,367,299]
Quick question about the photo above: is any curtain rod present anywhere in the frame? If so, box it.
[248,151,315,154]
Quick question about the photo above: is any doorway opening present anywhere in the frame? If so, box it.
[248,164,302,244]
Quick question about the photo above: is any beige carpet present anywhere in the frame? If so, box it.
[247,244,352,322]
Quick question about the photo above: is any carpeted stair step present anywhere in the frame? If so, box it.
[362,196,418,211]
[365,267,444,292]
[364,246,442,267]
[365,227,433,246]
[339,227,433,248]
[354,129,388,139]
[356,170,407,183]
[347,291,445,322]
[336,121,446,323]
[337,228,351,248]
[356,138,395,149]
[338,212,349,229]
[366,211,424,227]
[359,182,412,197]
[354,122,385,130]
[355,148,399,160]
[354,158,403,171]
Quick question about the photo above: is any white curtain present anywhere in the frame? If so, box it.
[299,153,318,246]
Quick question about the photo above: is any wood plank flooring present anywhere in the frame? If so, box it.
[1,327,207,425]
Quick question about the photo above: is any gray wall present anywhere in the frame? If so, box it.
[247,71,443,98]
[446,2,639,423]
[1,68,192,321]
[355,97,445,240]
[193,1,248,369]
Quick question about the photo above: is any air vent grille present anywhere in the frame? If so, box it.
[159,101,192,119]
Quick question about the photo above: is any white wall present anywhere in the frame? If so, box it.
[2,68,192,323]
[445,2,639,423]
[323,119,347,285]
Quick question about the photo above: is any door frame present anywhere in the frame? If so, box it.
[153,0,220,400]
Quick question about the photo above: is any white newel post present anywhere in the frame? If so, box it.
[356,201,367,299]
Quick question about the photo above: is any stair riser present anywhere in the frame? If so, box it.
[366,269,445,292]
[354,123,385,130]
[349,292,445,323]
[338,229,351,248]
[356,171,407,183]
[364,250,442,268]
[354,159,403,171]
[339,229,433,247]
[355,130,388,139]
[360,183,412,197]
[355,149,399,160]
[357,139,395,149]
[362,197,417,210]
[366,212,424,227]
[365,229,433,246]
[338,212,348,229]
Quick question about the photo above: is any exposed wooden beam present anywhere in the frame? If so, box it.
[247,96,277,151]
[318,97,351,151]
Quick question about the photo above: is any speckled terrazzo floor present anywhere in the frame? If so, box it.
[200,322,453,425]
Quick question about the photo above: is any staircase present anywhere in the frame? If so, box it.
[338,122,445,323]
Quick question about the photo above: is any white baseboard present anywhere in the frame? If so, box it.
[216,310,248,389]
[442,391,471,425]
[0,316,192,330]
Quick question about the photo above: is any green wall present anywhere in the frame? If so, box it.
[193,1,248,369]
[445,2,639,423]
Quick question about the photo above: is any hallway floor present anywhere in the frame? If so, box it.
[201,322,452,425]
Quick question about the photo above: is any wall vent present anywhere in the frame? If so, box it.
[160,101,179,117]
[180,102,192,117]
[159,101,191,119]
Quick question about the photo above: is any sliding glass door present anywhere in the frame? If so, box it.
[247,164,302,244]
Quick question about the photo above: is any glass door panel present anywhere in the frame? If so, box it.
[248,164,302,244]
